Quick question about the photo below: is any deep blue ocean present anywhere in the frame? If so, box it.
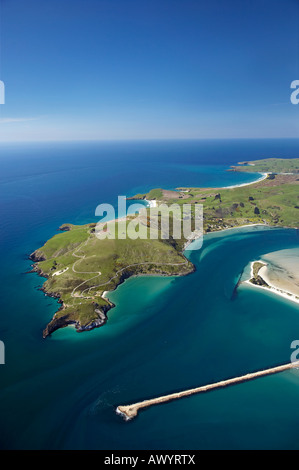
[1,139,299,450]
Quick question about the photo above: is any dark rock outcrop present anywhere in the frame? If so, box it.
[42,302,114,338]
[29,250,45,262]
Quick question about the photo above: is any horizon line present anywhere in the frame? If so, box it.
[1,136,299,145]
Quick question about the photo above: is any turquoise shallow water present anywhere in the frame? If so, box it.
[1,140,299,449]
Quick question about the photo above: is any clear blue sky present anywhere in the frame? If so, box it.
[0,0,298,141]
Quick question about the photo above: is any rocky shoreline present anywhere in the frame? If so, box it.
[29,249,113,338]
[42,302,112,338]
[29,247,192,338]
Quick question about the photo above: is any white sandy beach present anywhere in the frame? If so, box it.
[224,172,268,189]
[244,259,299,305]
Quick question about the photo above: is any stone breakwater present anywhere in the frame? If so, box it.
[116,361,299,420]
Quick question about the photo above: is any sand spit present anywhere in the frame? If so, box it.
[245,261,299,305]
